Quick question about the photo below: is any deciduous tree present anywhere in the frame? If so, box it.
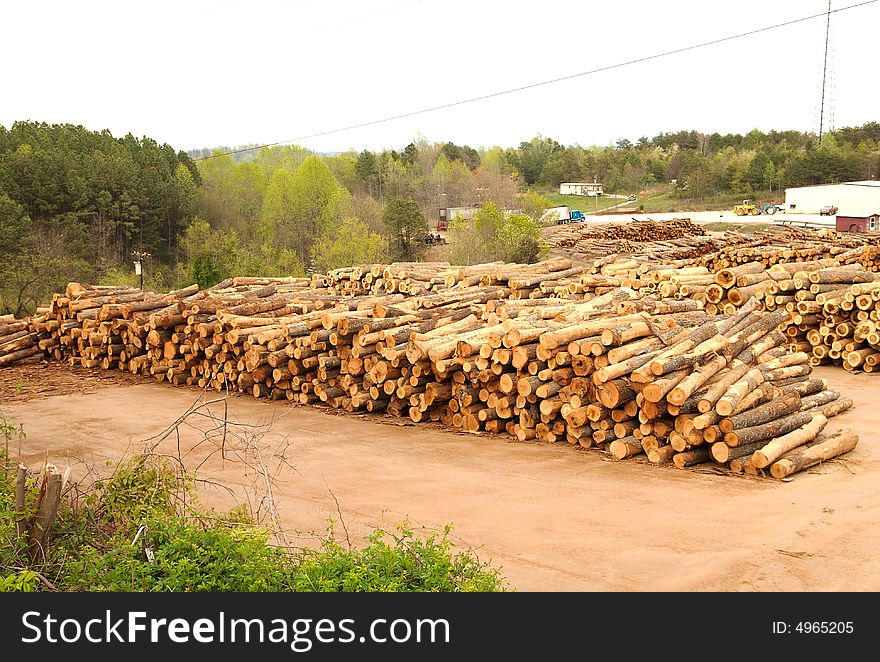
[312,217,389,272]
[259,156,344,266]
[383,197,428,261]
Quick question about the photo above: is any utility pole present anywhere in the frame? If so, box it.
[132,250,150,291]
[818,0,832,141]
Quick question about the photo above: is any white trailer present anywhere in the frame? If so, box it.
[541,206,572,223]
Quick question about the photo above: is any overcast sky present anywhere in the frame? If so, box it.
[3,0,878,154]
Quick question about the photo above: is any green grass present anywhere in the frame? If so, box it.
[631,191,674,213]
[544,193,631,214]
[634,190,783,214]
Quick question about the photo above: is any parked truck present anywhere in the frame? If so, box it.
[541,206,585,224]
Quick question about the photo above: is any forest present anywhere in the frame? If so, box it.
[1,119,879,315]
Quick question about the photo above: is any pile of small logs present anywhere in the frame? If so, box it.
[315,262,454,297]
[661,258,880,372]
[316,258,591,299]
[35,278,328,379]
[547,219,724,264]
[0,313,49,367]
[690,228,880,272]
[555,223,880,281]
[550,219,706,246]
[563,232,880,372]
[796,267,880,371]
[545,221,832,269]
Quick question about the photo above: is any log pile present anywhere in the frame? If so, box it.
[794,265,880,372]
[22,272,858,480]
[0,313,49,368]
[552,223,880,284]
[549,218,707,247]
[317,257,592,300]
[650,258,880,372]
[569,228,880,372]
[547,219,725,264]
[545,298,857,479]
[689,228,880,272]
[543,220,842,267]
[6,244,867,481]
[314,262,455,297]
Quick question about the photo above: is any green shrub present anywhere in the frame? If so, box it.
[88,456,192,533]
[0,569,39,592]
[294,523,506,592]
[0,451,508,592]
[65,520,290,592]
[445,201,545,265]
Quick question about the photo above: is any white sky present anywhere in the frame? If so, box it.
[2,0,878,153]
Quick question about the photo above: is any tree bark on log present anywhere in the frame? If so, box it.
[782,378,827,398]
[751,414,828,469]
[696,362,753,414]
[798,390,840,411]
[0,345,42,367]
[723,411,814,447]
[715,368,765,417]
[720,392,801,433]
[642,368,689,403]
[711,439,766,464]
[647,445,676,464]
[647,320,720,376]
[609,436,644,459]
[813,396,853,418]
[673,446,712,468]
[770,429,858,479]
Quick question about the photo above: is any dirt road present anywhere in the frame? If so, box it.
[3,365,878,591]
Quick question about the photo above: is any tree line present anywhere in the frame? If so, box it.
[507,125,880,196]
[2,120,879,314]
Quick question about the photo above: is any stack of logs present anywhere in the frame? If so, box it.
[691,228,880,272]
[0,313,49,368]
[544,220,836,268]
[676,258,880,372]
[481,291,856,479]
[547,218,722,264]
[315,258,591,299]
[572,241,880,372]
[558,223,880,279]
[549,218,707,245]
[19,270,859,480]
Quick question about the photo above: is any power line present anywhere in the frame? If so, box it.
[194,0,879,162]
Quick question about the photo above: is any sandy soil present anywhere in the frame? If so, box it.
[2,365,878,592]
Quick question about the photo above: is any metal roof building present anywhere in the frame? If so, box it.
[784,180,880,215]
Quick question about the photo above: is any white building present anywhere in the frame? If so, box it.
[784,180,880,215]
[559,182,603,196]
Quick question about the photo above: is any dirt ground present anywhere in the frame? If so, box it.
[0,360,151,403]
[2,364,879,592]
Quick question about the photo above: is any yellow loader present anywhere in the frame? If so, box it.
[733,199,760,216]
